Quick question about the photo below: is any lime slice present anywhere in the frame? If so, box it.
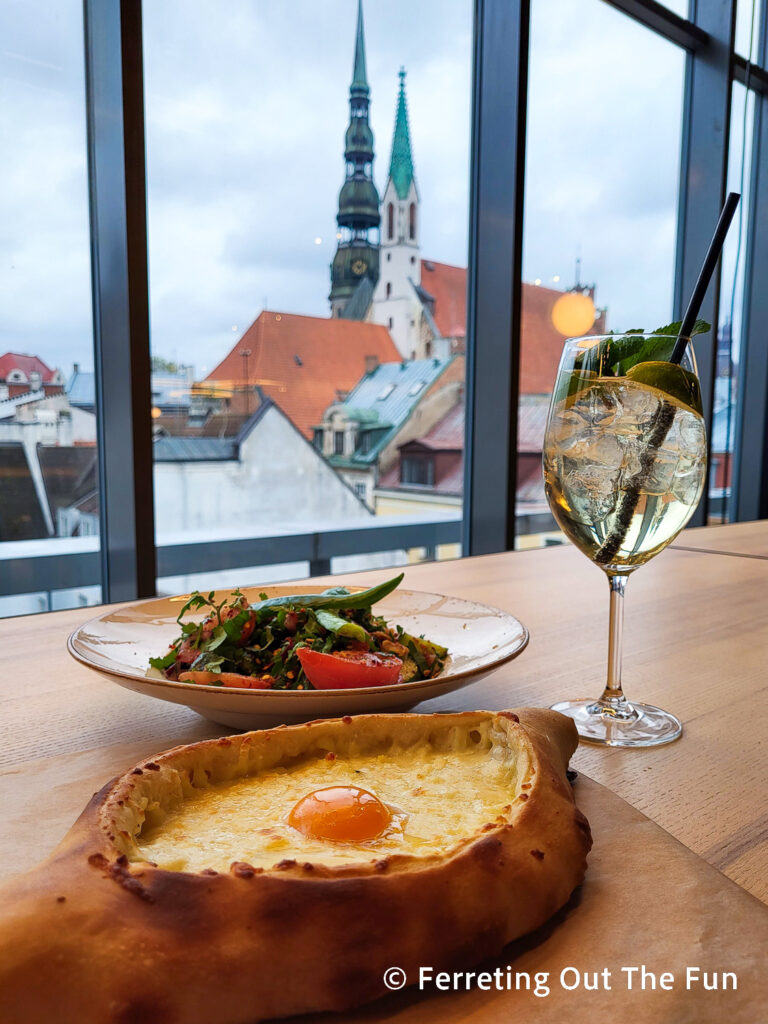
[624,361,703,415]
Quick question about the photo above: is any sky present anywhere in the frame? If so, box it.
[0,0,757,378]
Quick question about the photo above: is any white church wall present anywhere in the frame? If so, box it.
[372,177,423,359]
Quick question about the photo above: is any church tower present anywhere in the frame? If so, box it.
[329,0,380,317]
[372,69,421,357]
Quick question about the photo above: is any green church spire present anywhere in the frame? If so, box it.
[351,0,368,93]
[389,68,415,200]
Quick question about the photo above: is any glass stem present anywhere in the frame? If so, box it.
[600,573,627,706]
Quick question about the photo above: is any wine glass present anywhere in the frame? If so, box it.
[542,334,707,746]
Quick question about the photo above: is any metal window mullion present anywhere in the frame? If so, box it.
[602,0,709,51]
[734,53,768,95]
[463,0,529,556]
[673,0,736,527]
[732,0,768,521]
[83,0,156,601]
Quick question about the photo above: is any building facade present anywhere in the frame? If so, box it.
[315,356,463,507]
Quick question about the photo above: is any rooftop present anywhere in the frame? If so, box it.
[521,283,606,394]
[0,353,57,384]
[205,310,401,438]
[420,260,466,340]
[326,356,454,466]
[153,436,239,462]
[378,392,551,499]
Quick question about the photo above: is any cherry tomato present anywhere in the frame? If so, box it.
[297,648,403,690]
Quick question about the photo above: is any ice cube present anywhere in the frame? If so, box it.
[618,438,643,480]
[671,454,705,506]
[643,452,679,497]
[548,408,592,454]
[677,411,706,455]
[572,385,620,429]
[564,463,620,522]
[567,427,626,463]
[615,381,662,430]
[566,431,622,467]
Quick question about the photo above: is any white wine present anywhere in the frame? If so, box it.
[543,377,706,572]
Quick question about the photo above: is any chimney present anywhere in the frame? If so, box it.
[364,355,379,375]
[73,363,80,374]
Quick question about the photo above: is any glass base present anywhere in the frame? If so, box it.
[550,697,682,747]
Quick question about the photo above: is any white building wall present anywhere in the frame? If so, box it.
[153,405,371,535]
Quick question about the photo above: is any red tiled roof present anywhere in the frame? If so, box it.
[400,399,463,452]
[418,263,606,395]
[517,395,550,453]
[432,457,464,495]
[516,456,547,505]
[381,399,465,497]
[420,260,466,339]
[521,284,606,394]
[205,311,401,438]
[381,390,551,502]
[0,352,56,383]
[153,411,255,438]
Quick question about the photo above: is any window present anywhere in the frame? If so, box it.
[516,0,685,548]
[143,0,471,590]
[312,428,323,451]
[401,455,435,486]
[736,0,760,59]
[354,482,366,499]
[0,0,102,617]
[9,0,768,609]
[712,80,756,523]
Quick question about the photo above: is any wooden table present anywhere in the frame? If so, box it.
[2,524,767,914]
[674,518,768,559]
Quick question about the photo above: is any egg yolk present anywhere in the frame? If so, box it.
[288,786,392,843]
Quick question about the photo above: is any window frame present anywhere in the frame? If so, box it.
[52,0,767,606]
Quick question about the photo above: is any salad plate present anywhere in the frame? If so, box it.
[67,580,529,729]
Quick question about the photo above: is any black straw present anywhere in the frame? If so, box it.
[594,192,741,566]
[671,191,741,364]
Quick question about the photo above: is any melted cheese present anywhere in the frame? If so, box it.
[136,744,518,872]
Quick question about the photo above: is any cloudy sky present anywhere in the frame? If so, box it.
[0,0,756,377]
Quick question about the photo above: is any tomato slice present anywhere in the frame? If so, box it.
[178,671,271,689]
[297,648,403,690]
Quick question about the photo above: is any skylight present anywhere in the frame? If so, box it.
[376,384,395,401]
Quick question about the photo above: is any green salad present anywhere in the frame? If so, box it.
[150,573,448,691]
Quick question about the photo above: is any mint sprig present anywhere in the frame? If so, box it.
[574,319,710,378]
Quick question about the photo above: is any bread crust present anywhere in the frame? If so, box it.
[0,708,591,1023]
